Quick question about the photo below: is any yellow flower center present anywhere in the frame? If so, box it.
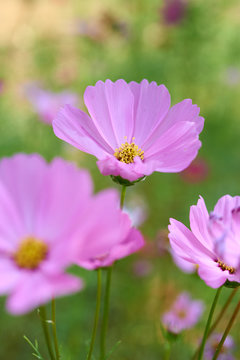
[14,237,48,270]
[217,259,235,274]
[177,310,187,319]
[114,137,144,164]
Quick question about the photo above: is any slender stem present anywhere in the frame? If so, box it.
[164,341,171,360]
[87,269,102,360]
[51,298,60,360]
[197,286,223,360]
[120,185,127,209]
[212,300,240,360]
[99,185,126,359]
[209,287,238,335]
[100,266,113,360]
[192,287,238,360]
[38,306,55,360]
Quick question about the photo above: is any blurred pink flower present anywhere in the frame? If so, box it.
[169,195,240,288]
[0,154,87,314]
[0,154,144,314]
[25,84,78,124]
[180,158,209,183]
[204,333,235,360]
[162,292,204,334]
[161,0,187,26]
[53,79,204,182]
[73,189,144,270]
[132,259,153,277]
[0,80,4,94]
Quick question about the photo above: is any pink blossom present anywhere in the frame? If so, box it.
[204,333,235,360]
[0,154,144,314]
[0,154,87,314]
[161,0,188,26]
[0,79,4,94]
[72,189,144,270]
[25,84,78,124]
[132,259,153,277]
[162,292,204,334]
[180,157,209,183]
[169,195,240,288]
[53,79,204,182]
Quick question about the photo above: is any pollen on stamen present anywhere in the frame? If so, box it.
[14,237,48,270]
[217,259,235,274]
[114,137,144,164]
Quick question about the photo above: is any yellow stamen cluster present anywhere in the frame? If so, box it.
[177,310,187,319]
[14,237,48,270]
[217,259,235,274]
[114,137,144,164]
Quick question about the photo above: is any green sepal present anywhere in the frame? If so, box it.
[110,175,146,187]
[224,279,240,288]
[165,330,180,343]
[160,322,180,343]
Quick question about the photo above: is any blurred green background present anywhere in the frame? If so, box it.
[1,0,240,359]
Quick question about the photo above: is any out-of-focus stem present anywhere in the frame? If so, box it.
[51,298,60,360]
[120,185,127,209]
[86,269,102,360]
[192,287,238,360]
[197,286,223,360]
[100,185,126,359]
[38,306,55,360]
[100,266,112,360]
[212,300,240,360]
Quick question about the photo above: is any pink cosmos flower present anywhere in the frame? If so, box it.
[161,0,188,26]
[72,188,144,270]
[25,84,78,124]
[204,333,235,360]
[132,259,153,277]
[0,154,87,314]
[53,79,204,182]
[0,154,144,314]
[0,79,4,94]
[162,292,204,334]
[180,157,209,183]
[169,195,240,288]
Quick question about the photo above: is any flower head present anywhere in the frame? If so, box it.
[0,154,144,314]
[0,154,89,314]
[204,333,235,360]
[72,188,144,270]
[169,195,240,288]
[180,158,209,183]
[25,84,78,124]
[0,79,4,94]
[161,0,188,26]
[53,79,204,182]
[162,292,204,334]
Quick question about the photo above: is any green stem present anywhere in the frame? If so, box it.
[197,286,223,360]
[100,266,112,360]
[209,287,238,335]
[87,269,102,360]
[38,306,55,360]
[51,298,60,360]
[212,300,240,360]
[192,287,238,360]
[120,185,127,209]
[99,185,126,359]
[164,341,171,360]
